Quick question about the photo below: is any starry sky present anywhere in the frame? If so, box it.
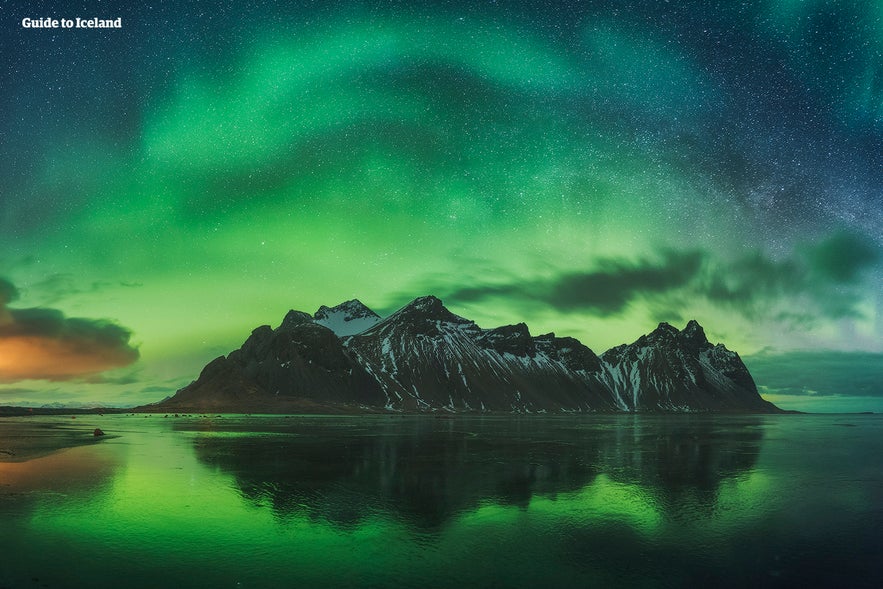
[1,0,881,411]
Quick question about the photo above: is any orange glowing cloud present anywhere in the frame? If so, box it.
[0,277,139,382]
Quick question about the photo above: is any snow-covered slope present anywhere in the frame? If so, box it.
[313,299,380,336]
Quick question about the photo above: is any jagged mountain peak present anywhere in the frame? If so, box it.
[314,299,379,321]
[475,322,535,356]
[313,298,381,337]
[389,295,473,326]
[638,320,711,350]
[404,295,445,312]
[486,322,531,338]
[278,310,313,331]
[652,322,680,336]
[635,322,679,347]
[679,319,710,350]
[684,319,703,332]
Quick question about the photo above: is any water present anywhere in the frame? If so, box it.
[1,414,881,588]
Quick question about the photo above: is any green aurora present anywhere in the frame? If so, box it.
[1,1,881,410]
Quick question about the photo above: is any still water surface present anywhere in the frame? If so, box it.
[1,414,881,588]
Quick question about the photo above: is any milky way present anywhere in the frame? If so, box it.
[1,1,881,409]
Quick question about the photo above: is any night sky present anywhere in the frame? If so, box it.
[2,1,881,411]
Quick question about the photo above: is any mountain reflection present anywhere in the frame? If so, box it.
[596,416,765,518]
[189,415,764,529]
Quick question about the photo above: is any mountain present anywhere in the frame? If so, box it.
[142,296,781,414]
[599,320,776,412]
[153,306,386,413]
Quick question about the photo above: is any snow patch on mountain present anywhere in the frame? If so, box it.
[313,299,380,336]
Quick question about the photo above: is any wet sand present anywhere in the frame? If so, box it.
[0,417,109,462]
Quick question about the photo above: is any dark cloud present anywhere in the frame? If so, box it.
[746,351,883,398]
[548,251,704,313]
[699,230,879,321]
[699,251,807,319]
[0,277,139,383]
[0,277,19,306]
[0,387,40,397]
[442,250,704,314]
[440,283,538,306]
[806,231,880,284]
[140,385,176,394]
[439,230,877,324]
[82,372,142,386]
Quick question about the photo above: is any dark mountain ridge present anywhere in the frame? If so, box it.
[143,296,781,414]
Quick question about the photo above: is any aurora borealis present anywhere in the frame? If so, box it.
[1,1,881,410]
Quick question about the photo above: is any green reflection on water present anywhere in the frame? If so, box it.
[2,414,882,588]
[525,473,664,533]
